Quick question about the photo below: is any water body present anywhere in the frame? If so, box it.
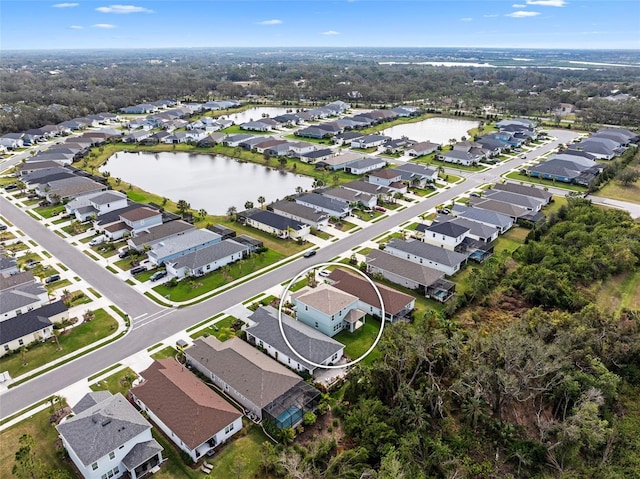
[219,107,292,124]
[382,117,479,144]
[100,152,314,215]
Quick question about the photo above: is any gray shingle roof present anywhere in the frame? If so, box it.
[73,391,113,414]
[57,392,152,466]
[149,229,221,260]
[341,180,391,197]
[483,190,546,210]
[386,239,468,268]
[0,301,66,344]
[89,191,127,206]
[270,201,328,223]
[432,216,498,240]
[346,157,386,170]
[169,239,248,270]
[366,249,444,287]
[0,277,47,316]
[452,205,513,229]
[469,198,529,218]
[321,188,375,205]
[493,182,553,201]
[129,220,194,248]
[248,210,307,232]
[246,306,344,369]
[296,193,350,214]
[122,440,163,470]
[186,337,303,409]
[424,221,470,238]
[392,163,437,177]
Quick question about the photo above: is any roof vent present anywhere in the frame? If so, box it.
[101,419,111,427]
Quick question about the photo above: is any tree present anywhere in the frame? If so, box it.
[244,200,254,209]
[198,208,207,220]
[295,186,304,195]
[176,199,191,217]
[257,196,266,208]
[615,168,640,186]
[226,206,237,220]
[115,177,122,186]
[278,157,287,168]
[12,434,38,479]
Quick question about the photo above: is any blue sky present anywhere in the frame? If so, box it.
[2,1,639,50]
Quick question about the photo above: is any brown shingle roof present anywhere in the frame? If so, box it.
[120,206,161,222]
[369,170,400,180]
[328,269,414,315]
[131,359,241,450]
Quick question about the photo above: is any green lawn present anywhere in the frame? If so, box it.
[0,402,74,479]
[89,367,138,396]
[593,179,640,204]
[190,316,239,341]
[33,204,66,218]
[311,229,333,240]
[493,227,529,255]
[334,316,382,365]
[289,277,309,292]
[283,133,333,145]
[504,171,587,192]
[62,222,92,235]
[154,250,285,302]
[222,124,274,135]
[0,308,117,378]
[596,269,640,313]
[151,346,178,360]
[351,209,384,221]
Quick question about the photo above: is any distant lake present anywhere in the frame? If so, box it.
[100,152,314,215]
[220,107,292,124]
[382,117,479,144]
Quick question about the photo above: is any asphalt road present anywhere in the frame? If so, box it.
[0,129,579,418]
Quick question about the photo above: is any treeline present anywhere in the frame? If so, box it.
[2,51,640,132]
[258,200,640,479]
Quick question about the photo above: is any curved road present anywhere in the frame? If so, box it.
[0,130,578,417]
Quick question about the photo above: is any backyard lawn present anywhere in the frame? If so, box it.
[89,367,138,396]
[593,178,640,204]
[334,316,382,365]
[504,171,587,192]
[0,308,118,378]
[153,250,285,302]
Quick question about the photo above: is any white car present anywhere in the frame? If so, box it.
[89,235,106,246]
[318,269,331,277]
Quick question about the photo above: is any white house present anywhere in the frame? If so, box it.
[245,210,310,239]
[245,306,344,375]
[119,207,163,233]
[57,392,163,479]
[270,201,329,230]
[407,141,440,157]
[131,359,243,462]
[421,221,470,251]
[344,157,387,175]
[165,239,249,279]
[385,238,468,276]
[1,301,68,357]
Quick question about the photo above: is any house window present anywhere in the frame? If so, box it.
[18,339,24,346]
[113,467,119,475]
[92,462,99,471]
[102,475,107,479]
[107,470,114,479]
[432,233,435,238]
[258,340,263,348]
[118,445,124,449]
[4,345,8,352]
[225,422,235,434]
[15,310,22,315]
[206,265,210,270]
[109,451,115,460]
[315,322,319,328]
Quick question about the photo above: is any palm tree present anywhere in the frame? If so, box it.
[295,186,304,195]
[176,199,191,217]
[257,196,266,209]
[198,208,207,220]
[227,206,237,220]
[244,201,254,210]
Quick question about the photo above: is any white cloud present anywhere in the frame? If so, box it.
[526,0,566,6]
[322,30,340,35]
[256,19,283,25]
[93,23,117,28]
[96,5,153,14]
[460,17,473,22]
[53,3,79,7]
[507,10,541,17]
[512,3,526,7]
[70,25,84,29]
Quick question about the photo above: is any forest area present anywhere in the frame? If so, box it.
[1,49,640,133]
[256,198,640,479]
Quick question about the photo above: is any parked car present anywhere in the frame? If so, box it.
[26,260,40,269]
[89,235,106,246]
[318,269,330,277]
[118,248,130,259]
[375,206,387,212]
[130,265,147,275]
[4,184,17,191]
[0,224,7,231]
[303,250,317,258]
[150,270,168,281]
[44,274,61,284]
[470,193,480,198]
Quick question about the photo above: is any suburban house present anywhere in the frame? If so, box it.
[120,207,163,233]
[366,249,455,303]
[351,134,390,149]
[438,150,482,166]
[492,182,553,205]
[391,163,438,187]
[127,220,195,251]
[321,187,377,209]
[254,139,289,154]
[315,152,363,171]
[186,336,320,428]
[292,283,364,337]
[18,160,62,177]
[0,256,19,276]
[429,215,499,244]
[421,221,470,251]
[1,301,68,357]
[332,132,364,146]
[124,130,152,144]
[344,157,387,175]
[385,238,468,276]
[287,141,317,157]
[296,126,333,139]
[147,229,222,266]
[269,201,329,230]
[165,239,249,279]
[368,169,402,187]
[452,205,514,234]
[130,359,243,462]
[300,148,334,164]
[36,177,107,203]
[468,197,534,221]
[483,189,546,212]
[592,128,639,146]
[327,269,416,322]
[406,141,440,157]
[0,133,25,149]
[342,180,392,199]
[569,138,623,160]
[245,210,310,239]
[120,103,158,114]
[1,272,49,321]
[24,167,76,191]
[527,157,601,185]
[57,392,163,479]
[245,306,344,375]
[71,191,129,222]
[223,134,256,147]
[240,119,276,132]
[496,118,537,131]
[295,193,351,219]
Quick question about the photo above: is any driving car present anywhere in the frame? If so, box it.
[303,250,317,258]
